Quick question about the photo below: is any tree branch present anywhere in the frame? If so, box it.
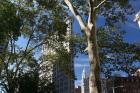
[94,0,106,10]
[88,0,94,27]
[14,28,35,77]
[64,0,86,31]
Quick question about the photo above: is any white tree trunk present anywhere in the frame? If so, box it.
[86,25,99,93]
[63,0,105,93]
[134,11,140,28]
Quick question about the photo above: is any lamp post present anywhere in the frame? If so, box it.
[111,85,124,93]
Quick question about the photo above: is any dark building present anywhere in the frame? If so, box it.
[75,86,81,93]
[105,77,140,93]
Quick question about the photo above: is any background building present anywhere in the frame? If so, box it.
[81,67,89,93]
[103,77,140,93]
[40,17,75,93]
[75,86,81,93]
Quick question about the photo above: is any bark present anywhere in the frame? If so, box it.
[86,22,100,93]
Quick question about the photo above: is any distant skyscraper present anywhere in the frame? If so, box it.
[81,66,89,93]
[40,16,75,93]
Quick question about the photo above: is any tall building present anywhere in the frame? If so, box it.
[81,66,89,93]
[40,16,75,93]
[75,86,81,93]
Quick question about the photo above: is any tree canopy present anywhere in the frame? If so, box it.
[0,0,140,93]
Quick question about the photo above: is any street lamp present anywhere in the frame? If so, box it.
[111,85,124,93]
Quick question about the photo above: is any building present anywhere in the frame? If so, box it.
[103,77,140,93]
[80,66,109,93]
[101,79,108,93]
[40,17,75,93]
[79,67,140,93]
[80,67,140,93]
[81,66,89,93]
[75,86,81,93]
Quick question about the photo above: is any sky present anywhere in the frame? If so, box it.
[16,1,140,87]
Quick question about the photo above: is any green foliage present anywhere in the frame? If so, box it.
[43,46,75,79]
[0,0,68,92]
[0,45,54,93]
[1,1,139,93]
[18,72,39,93]
[99,0,134,25]
[0,0,21,43]
[62,0,139,78]
[36,0,57,9]
[97,26,140,77]
[38,82,55,93]
[66,0,134,25]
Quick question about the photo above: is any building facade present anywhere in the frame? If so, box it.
[80,68,140,93]
[103,77,140,93]
[75,86,81,93]
[40,17,75,93]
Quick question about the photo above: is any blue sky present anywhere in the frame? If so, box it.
[16,1,140,87]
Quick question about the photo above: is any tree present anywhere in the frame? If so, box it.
[0,0,69,93]
[98,27,140,77]
[1,0,138,93]
[0,20,55,93]
[134,11,140,28]
[63,0,135,93]
[0,0,21,44]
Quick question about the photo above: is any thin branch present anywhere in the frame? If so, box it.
[64,0,86,31]
[14,28,35,77]
[7,34,14,64]
[3,34,14,81]
[13,40,46,77]
[24,27,35,53]
[94,0,106,10]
